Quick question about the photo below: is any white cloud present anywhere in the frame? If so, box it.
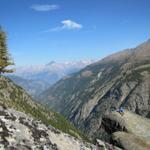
[47,20,82,32]
[61,20,82,29]
[30,4,59,11]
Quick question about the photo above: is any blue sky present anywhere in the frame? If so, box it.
[0,0,150,66]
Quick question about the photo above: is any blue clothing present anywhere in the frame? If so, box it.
[119,107,124,112]
[117,107,124,113]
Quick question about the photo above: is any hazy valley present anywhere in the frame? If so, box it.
[8,60,93,97]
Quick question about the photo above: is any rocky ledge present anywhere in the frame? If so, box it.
[99,110,150,150]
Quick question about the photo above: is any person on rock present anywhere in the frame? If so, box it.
[117,107,124,116]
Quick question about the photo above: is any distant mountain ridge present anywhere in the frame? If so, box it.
[8,60,94,97]
[14,60,94,79]
[39,39,150,140]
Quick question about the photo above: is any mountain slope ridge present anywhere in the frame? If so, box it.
[39,39,150,140]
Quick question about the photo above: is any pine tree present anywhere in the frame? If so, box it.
[0,27,14,74]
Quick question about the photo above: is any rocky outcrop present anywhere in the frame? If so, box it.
[0,105,97,150]
[112,132,150,150]
[96,139,122,150]
[39,40,150,140]
[0,104,122,150]
[99,110,150,150]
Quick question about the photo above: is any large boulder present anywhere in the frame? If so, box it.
[112,132,150,150]
[99,110,150,149]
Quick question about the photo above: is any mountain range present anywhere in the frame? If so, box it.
[39,39,150,141]
[8,60,94,97]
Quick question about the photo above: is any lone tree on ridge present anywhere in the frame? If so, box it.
[0,27,14,74]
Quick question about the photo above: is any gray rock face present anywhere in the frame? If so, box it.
[39,40,150,140]
[0,105,97,150]
[96,139,122,150]
[112,132,150,150]
[0,104,122,150]
[99,110,150,150]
